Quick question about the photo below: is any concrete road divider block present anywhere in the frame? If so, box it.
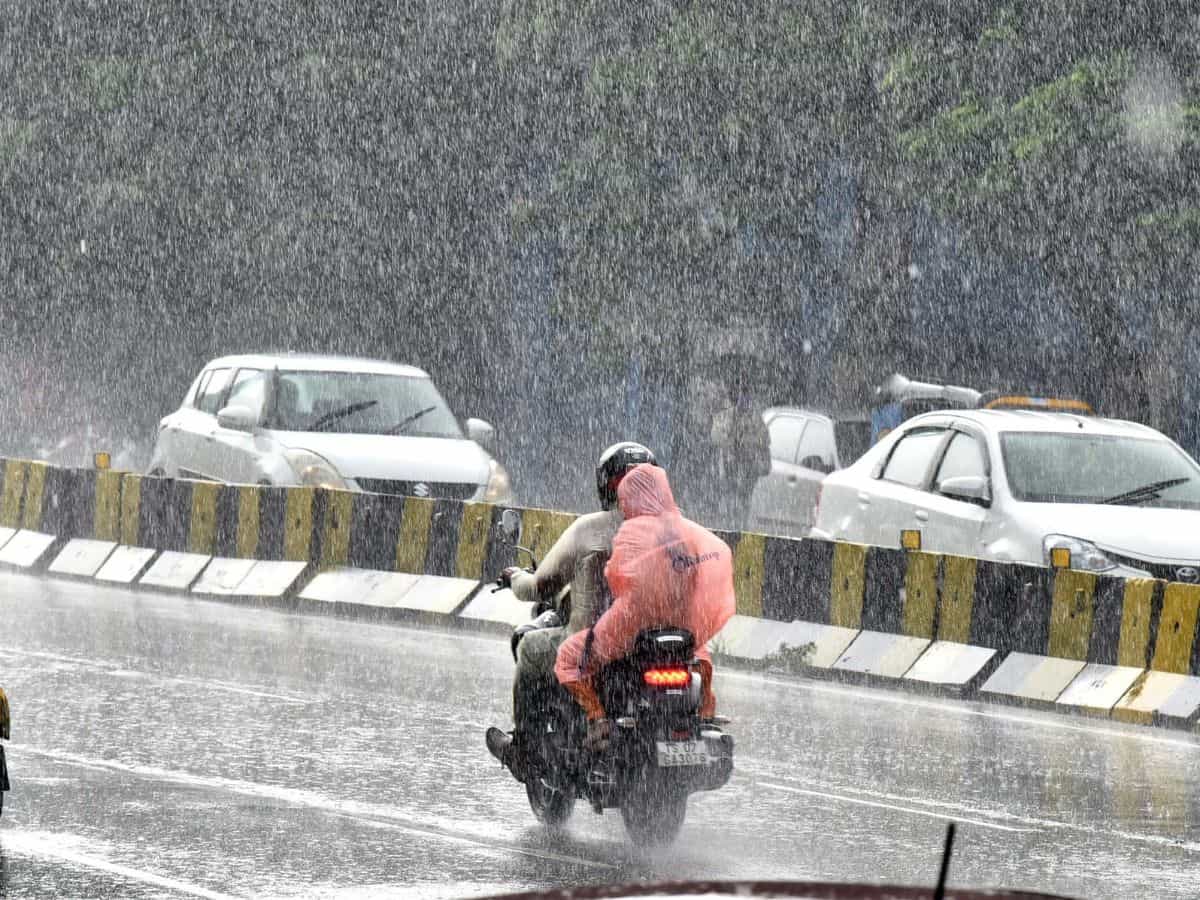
[1056,663,1146,715]
[833,631,931,679]
[981,652,1085,703]
[1112,671,1200,726]
[458,586,534,627]
[233,560,308,598]
[774,620,862,669]
[48,539,118,578]
[396,575,481,615]
[95,547,158,583]
[360,572,426,608]
[712,616,858,668]
[139,551,212,591]
[300,568,422,609]
[712,614,777,660]
[192,558,259,596]
[0,526,15,550]
[0,530,59,569]
[301,567,395,605]
[904,641,998,689]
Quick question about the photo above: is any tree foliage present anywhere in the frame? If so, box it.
[0,2,1196,504]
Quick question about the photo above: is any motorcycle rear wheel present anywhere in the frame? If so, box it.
[525,775,574,827]
[620,787,687,847]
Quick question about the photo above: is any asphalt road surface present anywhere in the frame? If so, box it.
[0,571,1197,898]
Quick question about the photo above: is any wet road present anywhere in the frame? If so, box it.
[0,571,1198,899]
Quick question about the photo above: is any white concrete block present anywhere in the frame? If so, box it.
[192,557,259,596]
[712,616,859,669]
[905,641,998,687]
[981,652,1085,703]
[833,631,931,678]
[458,585,535,626]
[1056,663,1145,714]
[397,575,479,615]
[139,551,212,590]
[360,572,424,608]
[1113,671,1200,725]
[95,547,158,583]
[233,560,308,597]
[48,539,117,577]
[713,615,778,660]
[0,530,59,568]
[772,620,861,669]
[300,567,418,607]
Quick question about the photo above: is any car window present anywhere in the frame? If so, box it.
[797,418,836,469]
[880,428,946,487]
[196,368,234,415]
[935,432,987,487]
[767,414,806,464]
[270,371,463,438]
[183,371,208,409]
[1001,432,1200,507]
[225,368,268,420]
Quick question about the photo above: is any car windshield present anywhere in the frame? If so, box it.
[270,371,463,438]
[1000,432,1200,507]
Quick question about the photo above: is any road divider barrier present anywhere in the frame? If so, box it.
[0,456,1197,730]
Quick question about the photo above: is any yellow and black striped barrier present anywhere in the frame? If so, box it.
[2,453,1199,682]
[312,489,575,580]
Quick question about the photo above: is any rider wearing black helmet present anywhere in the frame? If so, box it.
[485,441,657,781]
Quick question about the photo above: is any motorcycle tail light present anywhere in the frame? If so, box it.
[644,667,690,688]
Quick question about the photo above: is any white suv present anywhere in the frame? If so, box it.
[811,409,1200,580]
[149,353,513,503]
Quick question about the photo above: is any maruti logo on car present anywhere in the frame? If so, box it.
[412,482,431,498]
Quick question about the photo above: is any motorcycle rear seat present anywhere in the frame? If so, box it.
[630,628,695,665]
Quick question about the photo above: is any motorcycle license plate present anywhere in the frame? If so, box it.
[656,740,708,768]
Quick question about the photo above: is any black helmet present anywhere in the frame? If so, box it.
[596,441,657,510]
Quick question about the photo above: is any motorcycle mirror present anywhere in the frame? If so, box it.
[497,509,522,545]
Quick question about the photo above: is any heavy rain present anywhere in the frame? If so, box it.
[1,3,1198,899]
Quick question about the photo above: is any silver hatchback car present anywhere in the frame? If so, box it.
[149,353,513,503]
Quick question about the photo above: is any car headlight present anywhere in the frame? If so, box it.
[1042,534,1116,573]
[483,458,513,503]
[283,449,349,490]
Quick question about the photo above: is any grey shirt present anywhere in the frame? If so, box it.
[510,508,621,634]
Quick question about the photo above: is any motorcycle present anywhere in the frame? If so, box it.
[493,510,735,847]
[1,686,9,817]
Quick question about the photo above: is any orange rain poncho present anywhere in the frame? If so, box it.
[555,464,736,720]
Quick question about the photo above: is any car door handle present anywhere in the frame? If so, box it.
[786,475,799,485]
[914,509,929,522]
[857,492,871,504]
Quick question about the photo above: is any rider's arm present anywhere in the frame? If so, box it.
[509,518,583,606]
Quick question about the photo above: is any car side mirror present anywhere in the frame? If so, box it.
[216,405,258,432]
[939,475,991,505]
[466,417,497,454]
[800,455,835,475]
[497,508,522,545]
